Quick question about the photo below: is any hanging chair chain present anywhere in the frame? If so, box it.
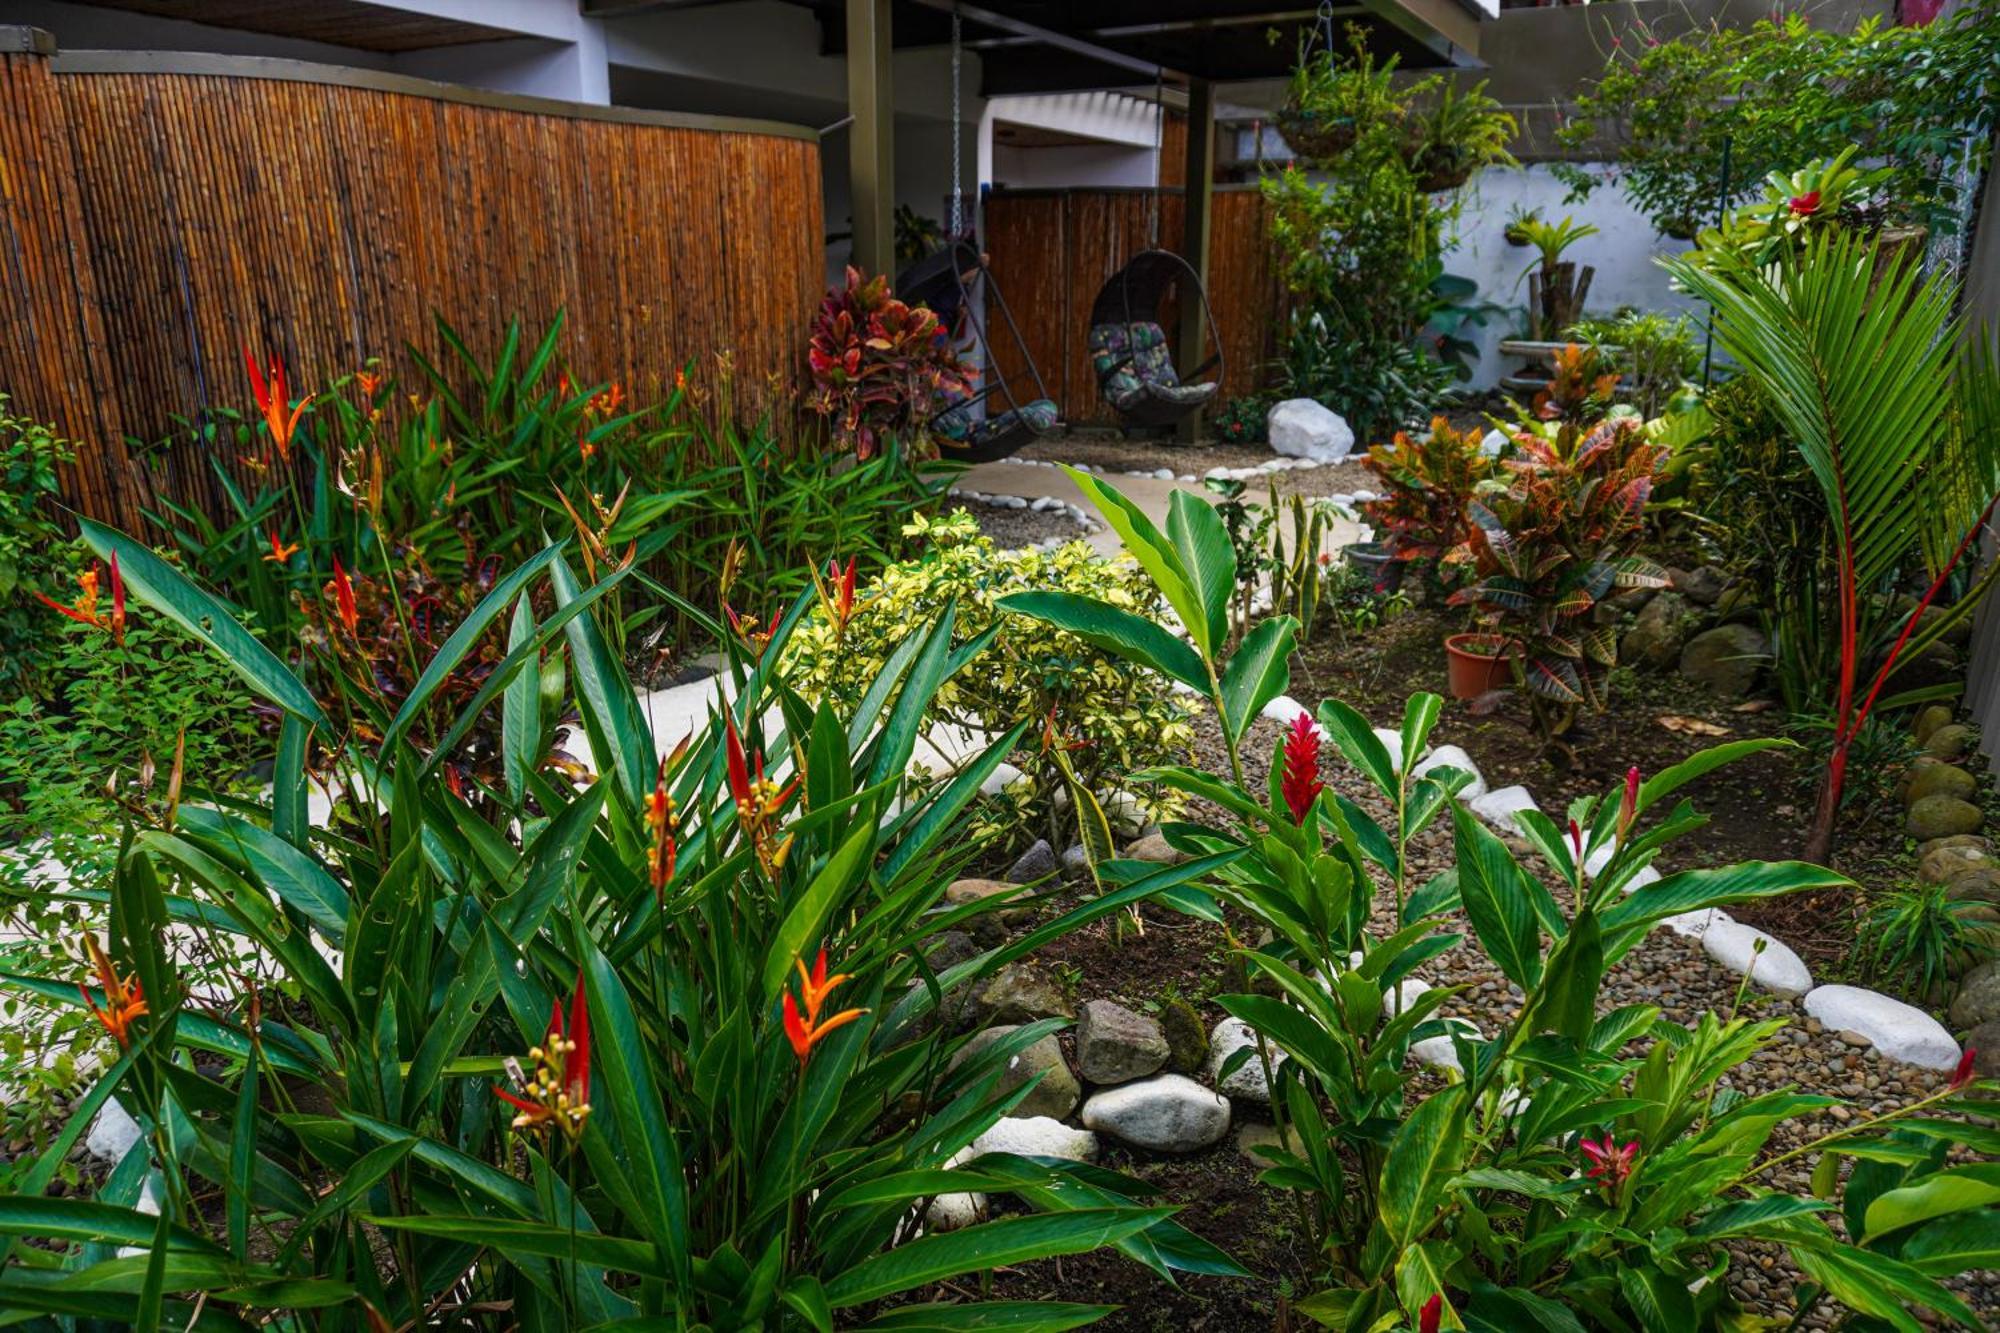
[950,5,964,239]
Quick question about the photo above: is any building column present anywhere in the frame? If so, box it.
[1176,76,1215,444]
[846,0,895,277]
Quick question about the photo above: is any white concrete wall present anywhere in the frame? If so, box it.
[1439,162,1702,389]
[990,142,1155,190]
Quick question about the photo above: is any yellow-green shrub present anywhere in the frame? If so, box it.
[783,510,1196,838]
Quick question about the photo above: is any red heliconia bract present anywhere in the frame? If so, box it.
[1280,713,1325,825]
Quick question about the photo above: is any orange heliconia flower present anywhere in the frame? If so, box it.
[355,369,385,398]
[813,556,859,641]
[80,934,148,1049]
[329,556,360,634]
[783,948,867,1065]
[264,529,301,564]
[496,973,592,1141]
[645,769,679,899]
[244,346,312,463]
[726,713,796,878]
[36,555,125,646]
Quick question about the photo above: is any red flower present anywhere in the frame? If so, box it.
[79,933,147,1050]
[243,345,312,462]
[1568,817,1584,864]
[495,972,591,1140]
[329,556,359,634]
[645,753,681,899]
[783,948,868,1065]
[1580,1132,1639,1193]
[726,713,796,877]
[1280,713,1324,825]
[1618,765,1640,839]
[1419,1294,1442,1333]
[1789,190,1822,217]
[1952,1046,1977,1090]
[36,557,125,646]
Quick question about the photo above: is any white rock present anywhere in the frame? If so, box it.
[1204,466,1230,480]
[979,762,1024,797]
[1411,744,1486,802]
[1178,474,1196,483]
[1099,789,1148,836]
[1624,863,1663,891]
[1328,492,1355,506]
[1480,428,1510,457]
[86,1099,143,1163]
[1371,727,1408,774]
[1660,906,1731,938]
[1267,399,1355,465]
[1080,1074,1231,1151]
[1470,785,1540,837]
[1000,495,1028,510]
[969,1115,1100,1162]
[1031,495,1061,512]
[1152,467,1175,480]
[1804,985,1961,1071]
[1701,921,1813,997]
[1207,1018,1286,1102]
[1261,695,1312,727]
[923,1188,987,1230]
[1410,1017,1480,1074]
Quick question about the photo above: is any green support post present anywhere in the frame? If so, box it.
[1177,77,1216,444]
[846,0,896,278]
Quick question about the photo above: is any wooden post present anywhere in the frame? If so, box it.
[846,0,895,278]
[1176,76,1216,444]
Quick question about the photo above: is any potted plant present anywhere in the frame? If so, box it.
[1447,415,1669,749]
[1515,214,1600,340]
[1403,79,1516,193]
[1502,205,1540,247]
[1277,28,1403,166]
[1444,628,1515,699]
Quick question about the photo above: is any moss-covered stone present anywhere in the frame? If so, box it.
[1159,998,1209,1075]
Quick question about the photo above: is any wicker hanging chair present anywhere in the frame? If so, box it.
[1087,249,1225,430]
[898,241,1061,464]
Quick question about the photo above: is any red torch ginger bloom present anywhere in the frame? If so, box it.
[1419,1294,1442,1333]
[36,557,125,646]
[783,948,868,1065]
[1618,765,1640,841]
[1580,1132,1639,1195]
[726,713,797,877]
[328,556,360,634]
[243,346,312,463]
[496,973,591,1141]
[1952,1047,1977,1090]
[1280,713,1324,825]
[1789,190,1822,217]
[80,934,147,1049]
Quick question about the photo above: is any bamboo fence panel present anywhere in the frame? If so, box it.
[0,40,822,529]
[984,186,1280,425]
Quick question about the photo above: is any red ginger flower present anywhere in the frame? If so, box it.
[1789,190,1822,217]
[80,933,147,1049]
[1280,712,1324,825]
[1580,1132,1639,1194]
[1952,1046,1977,1090]
[783,948,868,1064]
[244,346,312,463]
[1419,1294,1442,1333]
[1618,765,1640,840]
[496,972,591,1140]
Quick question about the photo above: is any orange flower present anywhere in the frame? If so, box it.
[723,603,774,662]
[243,346,312,463]
[80,934,147,1049]
[813,556,859,641]
[264,528,300,564]
[36,555,125,646]
[329,556,359,634]
[783,948,867,1064]
[587,382,626,420]
[355,369,385,398]
[726,713,796,877]
[644,756,680,899]
[496,973,592,1141]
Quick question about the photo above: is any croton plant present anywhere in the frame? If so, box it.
[806,267,974,460]
[1448,416,1669,728]
[1360,416,1499,592]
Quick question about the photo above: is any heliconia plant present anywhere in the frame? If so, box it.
[0,525,1245,1327]
[1006,472,2000,1331]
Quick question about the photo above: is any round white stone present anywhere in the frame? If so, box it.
[1080,1074,1231,1151]
[1803,984,1961,1071]
[1701,920,1813,997]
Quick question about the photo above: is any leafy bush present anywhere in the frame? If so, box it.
[0,399,72,698]
[1555,8,2000,239]
[1566,310,1701,418]
[1276,305,1453,447]
[1449,417,1668,736]
[807,266,974,460]
[1855,879,1996,1007]
[1008,471,2000,1331]
[1210,394,1271,445]
[0,524,1233,1326]
[782,509,1196,840]
[1359,415,1498,590]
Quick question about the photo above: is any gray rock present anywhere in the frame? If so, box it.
[1620,591,1698,670]
[971,961,1073,1027]
[1079,1074,1231,1152]
[1918,842,1996,885]
[946,878,1032,944]
[1007,839,1061,885]
[1075,1000,1170,1085]
[1907,795,1984,842]
[1926,724,1976,761]
[1674,565,1729,607]
[1159,999,1209,1074]
[952,1026,1080,1119]
[1906,763,1978,806]
[1918,834,1990,859]
[1950,960,2000,1030]
[1970,1020,2000,1079]
[968,1115,1099,1162]
[1122,832,1186,866]
[1607,586,1659,615]
[1207,1017,1284,1102]
[1916,705,1957,746]
[1061,843,1091,875]
[1944,868,2000,905]
[923,930,981,973]
[1898,642,1964,694]
[1679,624,1768,696]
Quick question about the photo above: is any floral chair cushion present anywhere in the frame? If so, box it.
[1089,321,1193,411]
[935,384,1058,446]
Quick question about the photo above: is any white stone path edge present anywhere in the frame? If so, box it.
[1255,694,1963,1074]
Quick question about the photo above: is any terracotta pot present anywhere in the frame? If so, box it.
[1445,632,1512,700]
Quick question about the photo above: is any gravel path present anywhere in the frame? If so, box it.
[1012,434,1376,501]
[943,496,1091,550]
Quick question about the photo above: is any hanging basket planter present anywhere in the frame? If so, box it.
[1275,105,1359,165]
[1408,145,1475,193]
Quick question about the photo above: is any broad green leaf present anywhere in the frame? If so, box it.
[1317,699,1397,800]
[999,591,1207,690]
[1903,1210,2000,1275]
[1863,1163,2000,1242]
[762,820,877,1004]
[382,546,560,751]
[1062,467,1202,651]
[1166,488,1235,656]
[1376,1087,1465,1253]
[824,1208,1176,1307]
[1452,804,1543,990]
[1218,616,1297,743]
